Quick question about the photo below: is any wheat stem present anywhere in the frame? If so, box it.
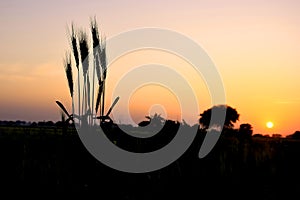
[71,24,81,126]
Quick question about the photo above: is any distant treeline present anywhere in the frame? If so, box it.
[0,120,70,128]
[1,120,300,139]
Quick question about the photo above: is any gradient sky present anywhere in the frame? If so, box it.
[1,0,300,136]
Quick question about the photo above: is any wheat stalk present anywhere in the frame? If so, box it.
[70,23,81,125]
[91,17,100,49]
[87,74,91,111]
[78,30,90,119]
[95,81,103,114]
[71,23,80,69]
[100,37,107,118]
[64,51,73,98]
[91,17,101,124]
[79,30,89,76]
[62,18,111,127]
[100,37,107,79]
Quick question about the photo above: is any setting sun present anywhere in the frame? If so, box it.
[266,121,274,129]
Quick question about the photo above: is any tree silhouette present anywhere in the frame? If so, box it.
[287,131,300,139]
[199,105,239,130]
[239,123,253,137]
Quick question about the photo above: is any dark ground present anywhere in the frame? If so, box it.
[0,125,300,199]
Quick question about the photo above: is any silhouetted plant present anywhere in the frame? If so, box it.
[71,24,81,123]
[99,38,107,119]
[138,113,165,127]
[91,18,100,123]
[239,123,253,138]
[78,30,90,121]
[199,104,239,130]
[90,17,108,124]
[95,83,103,115]
[64,52,73,98]
[55,101,73,124]
[56,17,116,128]
[138,116,151,127]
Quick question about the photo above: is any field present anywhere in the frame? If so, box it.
[1,125,300,199]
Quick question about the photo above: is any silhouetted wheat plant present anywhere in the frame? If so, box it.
[64,52,73,98]
[78,30,89,124]
[99,38,107,118]
[91,18,99,124]
[57,17,109,128]
[71,24,80,124]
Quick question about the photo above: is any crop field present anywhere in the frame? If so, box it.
[0,125,300,199]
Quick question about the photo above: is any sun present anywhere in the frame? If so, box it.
[266,121,274,129]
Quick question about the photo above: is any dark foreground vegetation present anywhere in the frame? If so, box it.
[1,122,300,199]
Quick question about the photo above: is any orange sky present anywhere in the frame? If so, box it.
[1,0,300,136]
